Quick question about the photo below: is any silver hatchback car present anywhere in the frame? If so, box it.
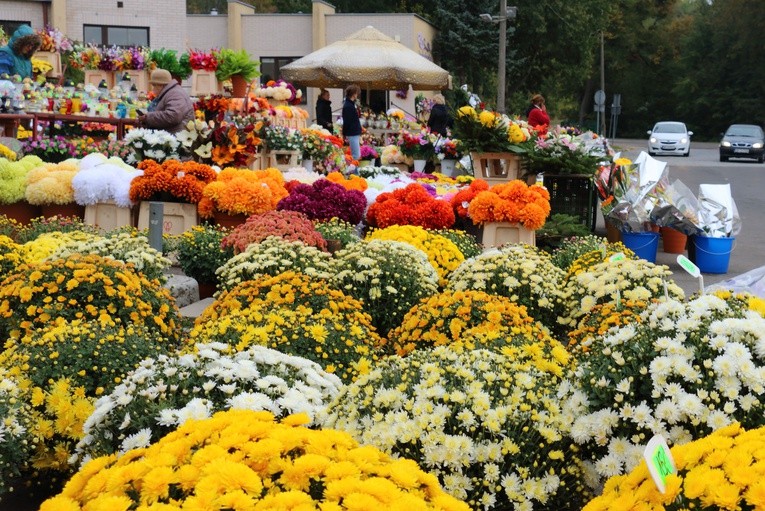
[647,121,693,157]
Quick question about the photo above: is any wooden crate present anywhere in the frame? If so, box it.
[481,221,536,249]
[263,150,301,172]
[84,201,135,232]
[191,70,222,97]
[137,201,198,236]
[122,69,150,93]
[470,152,522,185]
[33,51,62,77]
[83,70,115,89]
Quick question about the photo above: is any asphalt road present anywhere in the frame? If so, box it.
[601,138,763,297]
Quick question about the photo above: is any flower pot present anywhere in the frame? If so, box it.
[197,282,217,300]
[605,220,621,243]
[230,75,249,98]
[325,239,343,254]
[413,159,427,172]
[302,159,314,172]
[621,231,659,263]
[0,201,42,225]
[480,222,536,249]
[40,203,86,220]
[439,159,458,177]
[660,226,687,254]
[213,211,248,229]
[692,235,735,274]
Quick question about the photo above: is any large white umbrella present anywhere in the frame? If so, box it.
[280,26,450,91]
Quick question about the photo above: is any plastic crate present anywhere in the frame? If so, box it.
[84,201,135,232]
[543,174,597,231]
[481,222,536,249]
[137,201,198,236]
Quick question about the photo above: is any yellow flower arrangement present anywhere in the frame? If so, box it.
[41,409,470,511]
[325,347,590,511]
[388,289,571,377]
[582,423,765,511]
[0,254,182,343]
[329,239,439,339]
[31,57,53,76]
[24,161,79,206]
[198,166,288,217]
[366,225,464,286]
[190,271,382,383]
[16,231,91,264]
[446,243,565,331]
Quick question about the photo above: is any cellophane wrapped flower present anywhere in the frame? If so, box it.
[324,347,589,511]
[366,182,455,230]
[221,210,327,254]
[446,244,565,330]
[277,178,366,225]
[568,293,765,487]
[0,254,181,343]
[129,159,217,204]
[168,224,233,285]
[216,236,333,293]
[557,258,684,329]
[388,290,570,375]
[468,180,551,230]
[581,423,765,511]
[0,155,42,204]
[330,239,439,339]
[366,225,464,286]
[71,153,141,207]
[73,343,343,465]
[198,167,288,218]
[23,160,79,205]
[191,271,381,383]
[41,409,469,511]
[123,128,181,164]
[48,231,172,283]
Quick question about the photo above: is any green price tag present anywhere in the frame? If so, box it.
[676,255,700,278]
[609,252,626,262]
[644,435,676,493]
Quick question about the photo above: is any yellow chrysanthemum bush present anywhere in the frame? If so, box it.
[567,293,765,489]
[190,271,382,382]
[0,233,23,278]
[557,257,684,331]
[24,161,80,206]
[583,423,765,511]
[0,254,182,343]
[388,289,571,377]
[14,231,92,264]
[366,225,464,286]
[566,299,647,353]
[329,239,439,340]
[550,235,634,272]
[324,347,590,511]
[564,243,637,279]
[445,244,566,331]
[74,343,343,465]
[41,409,470,511]
[215,236,333,293]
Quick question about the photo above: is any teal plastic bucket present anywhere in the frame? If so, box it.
[621,231,659,263]
[693,236,734,274]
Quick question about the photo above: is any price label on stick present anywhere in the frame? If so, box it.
[609,252,626,262]
[677,255,704,295]
[644,435,676,493]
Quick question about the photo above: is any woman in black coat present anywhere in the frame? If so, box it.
[315,89,333,131]
[427,94,452,136]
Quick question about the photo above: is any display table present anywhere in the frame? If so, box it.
[1,112,140,140]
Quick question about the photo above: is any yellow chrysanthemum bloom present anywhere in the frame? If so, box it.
[478,110,496,127]
[457,106,476,118]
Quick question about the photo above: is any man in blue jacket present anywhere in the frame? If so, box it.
[0,25,42,78]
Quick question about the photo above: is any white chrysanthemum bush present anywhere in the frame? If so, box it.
[568,292,765,488]
[329,239,439,340]
[74,342,343,465]
[323,347,590,510]
[446,244,566,331]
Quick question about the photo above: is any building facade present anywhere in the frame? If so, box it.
[1,0,440,120]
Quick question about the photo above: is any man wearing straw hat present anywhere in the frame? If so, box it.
[138,68,194,134]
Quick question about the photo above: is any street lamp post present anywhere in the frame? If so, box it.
[480,4,517,114]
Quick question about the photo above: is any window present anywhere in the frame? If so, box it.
[260,57,306,105]
[83,25,149,47]
[0,20,31,39]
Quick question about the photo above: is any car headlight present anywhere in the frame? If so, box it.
[680,138,688,144]
[753,142,764,149]
[721,141,731,147]
[650,137,658,143]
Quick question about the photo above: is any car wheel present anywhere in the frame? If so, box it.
[759,154,764,164]
[683,150,690,157]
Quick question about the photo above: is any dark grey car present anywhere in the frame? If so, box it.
[719,124,765,163]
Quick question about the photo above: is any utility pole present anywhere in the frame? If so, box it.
[497,0,507,113]
[600,31,606,135]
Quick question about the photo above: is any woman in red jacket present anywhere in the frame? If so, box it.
[527,94,550,131]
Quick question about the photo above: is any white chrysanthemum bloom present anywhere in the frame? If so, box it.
[118,428,152,454]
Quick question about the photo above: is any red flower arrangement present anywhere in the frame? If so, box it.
[467,179,551,230]
[187,49,219,71]
[221,210,327,254]
[276,179,367,225]
[195,95,231,122]
[198,167,288,218]
[450,179,490,218]
[366,183,456,230]
[129,160,217,204]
